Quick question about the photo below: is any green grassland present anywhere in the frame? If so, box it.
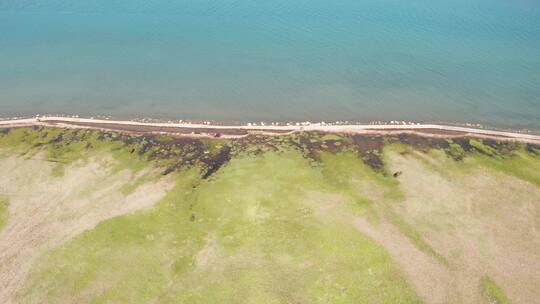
[0,127,538,303]
[480,277,511,304]
[0,197,8,232]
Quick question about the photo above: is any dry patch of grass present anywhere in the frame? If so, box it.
[352,217,454,304]
[0,152,172,303]
[378,145,540,304]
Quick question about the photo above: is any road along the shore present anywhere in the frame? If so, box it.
[1,117,539,143]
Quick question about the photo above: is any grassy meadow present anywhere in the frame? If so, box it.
[0,127,538,304]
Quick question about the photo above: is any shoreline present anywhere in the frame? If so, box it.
[1,116,540,144]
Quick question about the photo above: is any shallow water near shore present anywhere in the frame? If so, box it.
[0,0,539,130]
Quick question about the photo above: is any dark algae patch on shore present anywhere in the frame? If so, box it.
[0,126,538,177]
[351,135,385,172]
[1,126,540,303]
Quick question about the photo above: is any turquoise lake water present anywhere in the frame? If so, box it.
[1,0,539,129]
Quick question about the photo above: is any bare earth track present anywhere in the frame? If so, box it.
[1,117,539,144]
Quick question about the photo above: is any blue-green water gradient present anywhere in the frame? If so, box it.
[1,1,539,129]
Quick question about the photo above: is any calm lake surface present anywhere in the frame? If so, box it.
[1,0,539,129]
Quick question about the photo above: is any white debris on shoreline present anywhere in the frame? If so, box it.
[0,116,539,142]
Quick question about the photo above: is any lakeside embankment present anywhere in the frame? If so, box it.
[1,116,539,144]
